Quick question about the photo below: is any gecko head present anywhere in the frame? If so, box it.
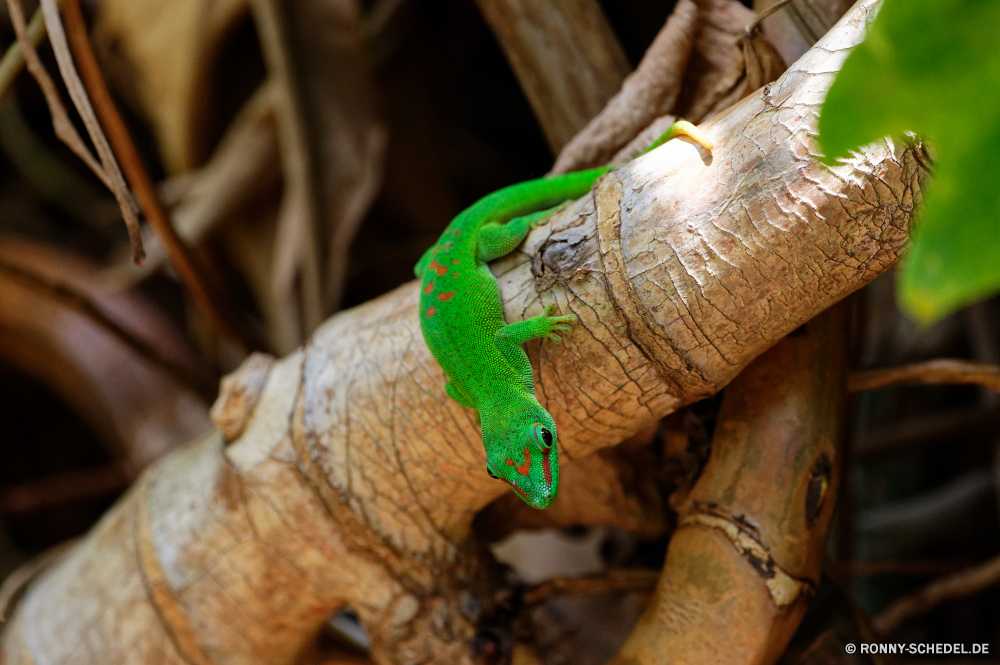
[482,407,560,510]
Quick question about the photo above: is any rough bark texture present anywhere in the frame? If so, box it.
[473,0,631,153]
[0,1,919,663]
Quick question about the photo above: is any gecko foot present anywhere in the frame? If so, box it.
[540,303,577,343]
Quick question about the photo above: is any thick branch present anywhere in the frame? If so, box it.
[610,305,848,664]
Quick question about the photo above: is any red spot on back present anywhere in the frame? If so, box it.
[542,448,552,485]
[505,447,532,476]
[426,306,436,318]
[453,230,461,236]
[438,291,456,302]
[424,282,434,295]
[429,260,448,276]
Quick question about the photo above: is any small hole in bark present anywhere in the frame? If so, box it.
[805,456,832,528]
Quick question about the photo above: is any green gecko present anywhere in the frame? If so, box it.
[415,120,712,509]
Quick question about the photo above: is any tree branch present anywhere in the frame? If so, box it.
[873,553,1000,637]
[609,305,848,664]
[849,359,1000,393]
[62,0,264,352]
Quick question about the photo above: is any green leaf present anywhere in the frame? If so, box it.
[818,0,1000,322]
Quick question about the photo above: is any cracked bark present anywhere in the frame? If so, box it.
[0,1,920,663]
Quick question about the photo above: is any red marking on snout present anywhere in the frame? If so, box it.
[505,447,532,476]
[505,480,529,502]
[426,306,436,318]
[542,448,552,485]
[438,291,456,302]
[424,282,434,295]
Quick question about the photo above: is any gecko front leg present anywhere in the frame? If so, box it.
[495,303,577,386]
[496,303,577,346]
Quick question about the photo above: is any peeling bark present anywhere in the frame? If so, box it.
[549,0,699,174]
[551,0,787,175]
[0,1,920,663]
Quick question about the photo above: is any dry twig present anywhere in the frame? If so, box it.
[0,3,55,101]
[873,553,1000,637]
[849,359,1000,394]
[5,0,106,188]
[745,0,797,33]
[27,0,144,262]
[61,0,261,351]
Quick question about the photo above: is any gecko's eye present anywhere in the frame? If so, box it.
[533,424,554,450]
[486,465,500,479]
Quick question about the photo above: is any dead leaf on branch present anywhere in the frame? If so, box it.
[93,0,250,174]
[551,0,787,174]
[94,0,386,351]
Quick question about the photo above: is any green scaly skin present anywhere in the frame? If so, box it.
[415,120,712,509]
